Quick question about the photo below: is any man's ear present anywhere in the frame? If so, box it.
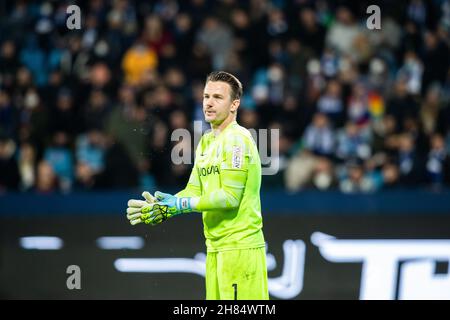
[231,99,240,113]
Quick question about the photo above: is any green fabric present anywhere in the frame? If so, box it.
[205,247,269,300]
[176,121,265,252]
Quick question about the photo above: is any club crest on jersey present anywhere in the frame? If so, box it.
[232,145,243,169]
[199,165,220,176]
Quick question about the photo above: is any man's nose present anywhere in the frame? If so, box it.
[204,97,213,107]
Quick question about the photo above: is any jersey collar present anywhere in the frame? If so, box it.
[212,120,237,138]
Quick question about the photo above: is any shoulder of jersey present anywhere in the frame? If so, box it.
[200,130,214,142]
[227,123,253,141]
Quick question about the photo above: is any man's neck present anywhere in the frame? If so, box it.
[211,115,236,137]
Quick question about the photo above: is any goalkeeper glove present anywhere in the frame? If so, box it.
[126,191,156,225]
[126,191,196,226]
[152,191,195,217]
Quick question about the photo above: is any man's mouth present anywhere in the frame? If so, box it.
[205,110,215,115]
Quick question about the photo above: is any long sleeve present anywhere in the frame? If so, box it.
[175,164,202,198]
[195,168,247,211]
[192,137,249,211]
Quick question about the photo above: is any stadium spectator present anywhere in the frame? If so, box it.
[380,162,401,190]
[122,40,158,86]
[0,0,449,195]
[325,6,364,61]
[303,112,335,157]
[60,35,90,83]
[0,90,17,139]
[284,113,335,191]
[0,137,20,192]
[386,78,420,132]
[420,84,444,135]
[75,129,106,189]
[196,16,233,70]
[0,40,20,91]
[284,38,313,94]
[347,82,370,126]
[17,142,36,191]
[95,134,139,189]
[172,12,196,67]
[335,122,372,162]
[35,160,57,194]
[295,7,326,56]
[43,132,74,192]
[426,133,450,189]
[316,80,345,128]
[82,89,112,131]
[106,102,150,174]
[339,159,376,193]
[422,30,450,92]
[19,35,48,87]
[49,88,78,137]
[396,133,426,186]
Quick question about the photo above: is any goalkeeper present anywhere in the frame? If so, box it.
[126,71,268,300]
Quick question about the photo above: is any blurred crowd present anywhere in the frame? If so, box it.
[0,0,450,194]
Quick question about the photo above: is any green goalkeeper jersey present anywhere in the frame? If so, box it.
[176,121,265,252]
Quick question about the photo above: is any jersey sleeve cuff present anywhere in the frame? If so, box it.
[189,197,200,211]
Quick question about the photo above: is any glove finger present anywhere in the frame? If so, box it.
[127,207,141,214]
[128,199,148,208]
[142,191,155,203]
[151,212,166,225]
[141,203,155,214]
[127,211,142,220]
[130,218,142,225]
[155,191,171,201]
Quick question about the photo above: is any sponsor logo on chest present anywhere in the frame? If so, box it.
[199,165,220,176]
